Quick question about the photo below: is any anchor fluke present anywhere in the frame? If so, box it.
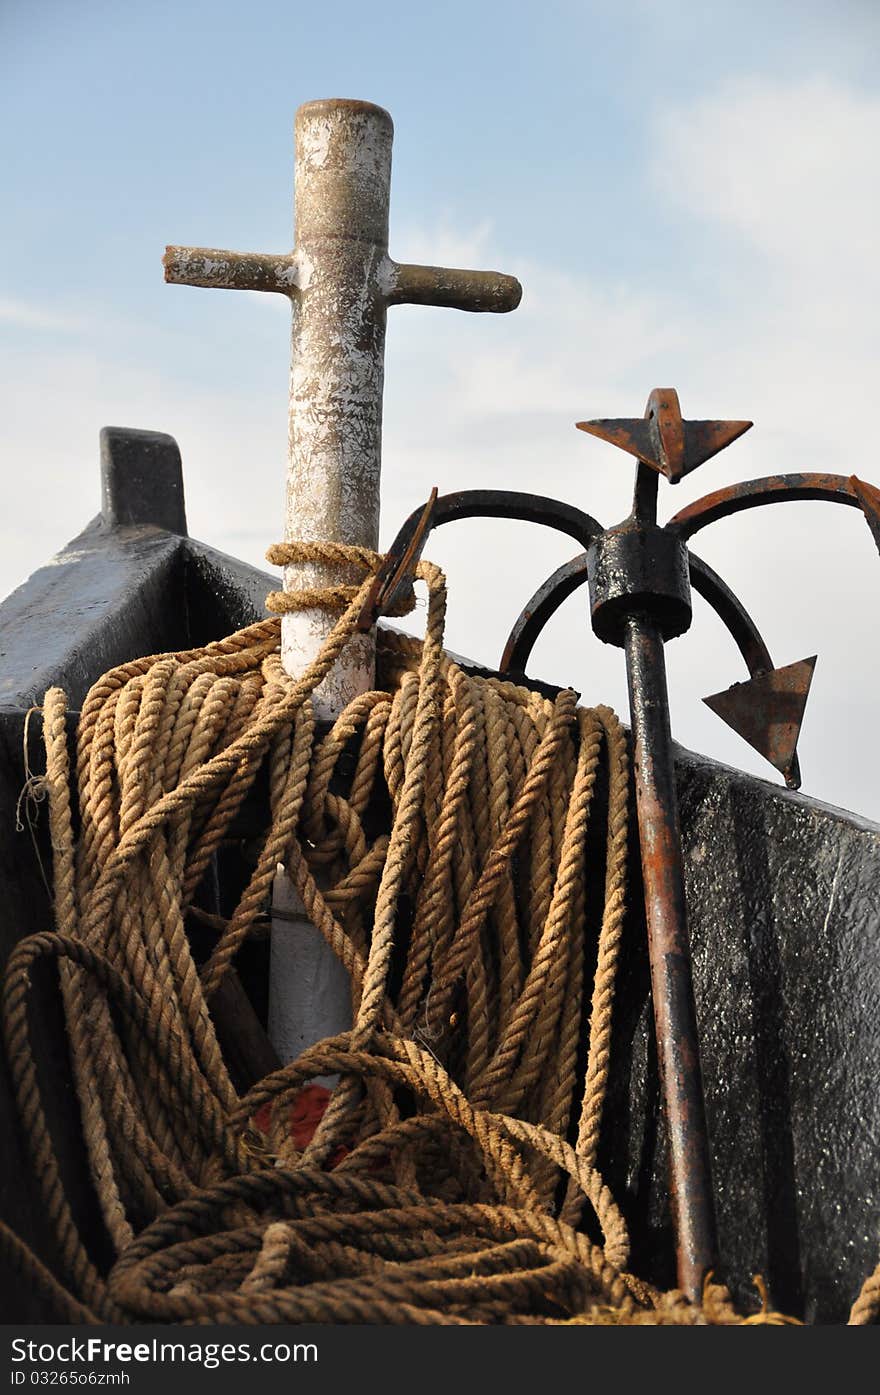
[577,388,752,483]
[703,655,817,789]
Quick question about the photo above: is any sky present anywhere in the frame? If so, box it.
[2,0,880,818]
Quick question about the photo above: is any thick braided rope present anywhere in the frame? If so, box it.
[264,540,415,616]
[0,544,856,1325]
[850,1261,880,1325]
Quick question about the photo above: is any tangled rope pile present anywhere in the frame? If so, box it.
[1,545,875,1325]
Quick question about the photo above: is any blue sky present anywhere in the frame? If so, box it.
[3,0,880,816]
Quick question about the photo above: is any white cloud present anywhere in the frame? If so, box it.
[0,298,87,332]
[657,75,880,290]
[391,218,496,274]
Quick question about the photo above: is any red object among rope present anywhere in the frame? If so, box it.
[254,1085,349,1166]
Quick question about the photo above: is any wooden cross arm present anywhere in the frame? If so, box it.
[384,260,522,313]
[165,244,521,315]
[163,246,298,295]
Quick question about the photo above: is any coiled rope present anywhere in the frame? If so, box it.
[1,543,870,1324]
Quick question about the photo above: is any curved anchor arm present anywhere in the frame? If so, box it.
[389,487,603,550]
[499,550,775,678]
[367,488,605,620]
[666,472,874,541]
[498,547,801,786]
[656,470,880,788]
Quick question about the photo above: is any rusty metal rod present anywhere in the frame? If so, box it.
[623,610,718,1301]
[667,472,867,541]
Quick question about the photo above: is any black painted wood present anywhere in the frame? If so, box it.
[100,427,187,536]
[597,753,880,1323]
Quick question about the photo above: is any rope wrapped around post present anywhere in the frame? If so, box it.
[264,542,416,618]
[0,543,867,1325]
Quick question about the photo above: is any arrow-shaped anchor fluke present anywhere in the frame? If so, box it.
[849,475,880,557]
[577,388,752,483]
[703,655,817,789]
[576,415,656,464]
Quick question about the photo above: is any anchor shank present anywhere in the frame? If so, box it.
[578,386,754,1297]
[632,459,659,524]
[623,611,718,1301]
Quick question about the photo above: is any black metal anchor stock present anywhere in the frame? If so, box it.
[367,388,880,1303]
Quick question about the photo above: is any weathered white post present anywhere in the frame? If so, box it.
[165,98,521,1062]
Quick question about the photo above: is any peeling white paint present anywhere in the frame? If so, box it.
[299,115,333,171]
[293,246,314,291]
[278,103,393,731]
[376,254,400,299]
[270,101,394,1058]
[272,259,299,290]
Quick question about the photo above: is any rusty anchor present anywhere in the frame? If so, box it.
[377,386,880,1303]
